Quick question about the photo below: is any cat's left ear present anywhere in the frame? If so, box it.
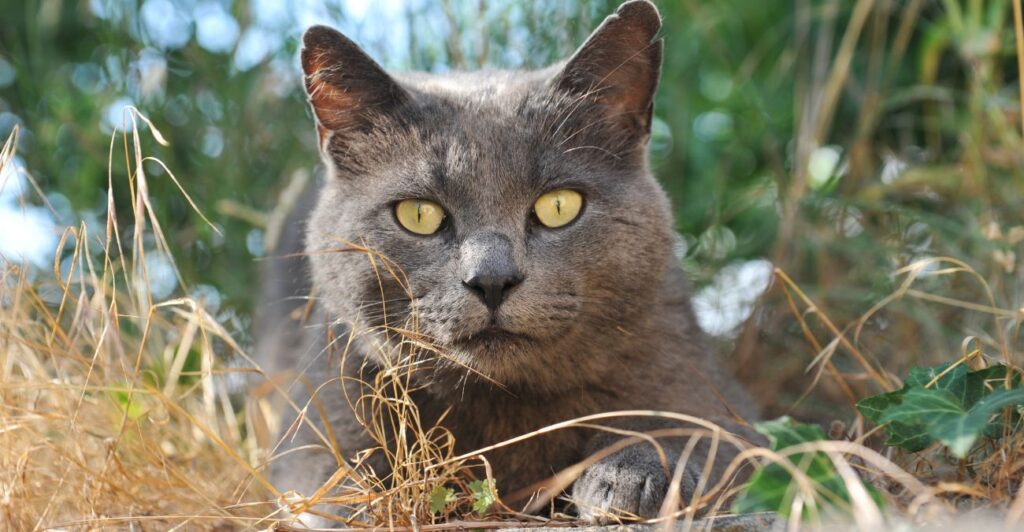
[553,0,663,138]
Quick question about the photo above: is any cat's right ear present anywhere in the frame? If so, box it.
[301,26,409,148]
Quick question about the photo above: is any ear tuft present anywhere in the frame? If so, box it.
[613,0,662,39]
[553,0,663,138]
[300,25,408,144]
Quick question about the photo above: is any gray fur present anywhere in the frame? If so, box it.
[257,0,762,525]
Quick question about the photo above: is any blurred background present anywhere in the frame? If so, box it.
[1,0,1022,422]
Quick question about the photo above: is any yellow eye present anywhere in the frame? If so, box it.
[534,189,583,228]
[395,199,445,235]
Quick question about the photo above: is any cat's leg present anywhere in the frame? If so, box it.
[572,440,696,521]
[270,433,350,527]
[266,415,356,528]
[264,362,384,528]
[570,418,747,523]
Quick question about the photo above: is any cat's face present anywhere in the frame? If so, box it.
[302,1,673,386]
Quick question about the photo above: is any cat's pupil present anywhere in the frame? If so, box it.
[416,202,422,223]
[555,197,562,215]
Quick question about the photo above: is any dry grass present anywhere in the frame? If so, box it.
[1,100,1024,532]
[770,261,1024,525]
[0,114,280,530]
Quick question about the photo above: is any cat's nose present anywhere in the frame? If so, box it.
[460,232,523,311]
[464,271,523,311]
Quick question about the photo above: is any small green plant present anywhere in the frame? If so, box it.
[857,363,1024,458]
[427,480,497,518]
[109,389,148,421]
[469,479,498,514]
[734,417,882,518]
[428,485,456,515]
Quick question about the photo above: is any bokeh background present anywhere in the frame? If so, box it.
[2,0,1022,422]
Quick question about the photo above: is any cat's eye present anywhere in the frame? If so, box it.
[534,189,583,228]
[395,199,446,235]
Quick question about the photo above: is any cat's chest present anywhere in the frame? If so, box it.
[413,387,600,493]
[416,385,603,442]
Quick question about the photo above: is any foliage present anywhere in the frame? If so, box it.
[734,417,882,519]
[722,0,1024,429]
[469,479,498,514]
[428,485,457,515]
[858,363,1024,458]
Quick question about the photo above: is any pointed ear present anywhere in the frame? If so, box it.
[553,0,663,137]
[301,25,409,145]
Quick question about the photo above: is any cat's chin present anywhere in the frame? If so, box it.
[446,327,534,360]
[437,326,543,372]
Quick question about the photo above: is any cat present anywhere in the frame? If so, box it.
[255,0,762,526]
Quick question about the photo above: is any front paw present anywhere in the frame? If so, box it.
[571,446,696,523]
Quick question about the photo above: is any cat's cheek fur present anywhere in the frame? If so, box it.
[306,195,401,325]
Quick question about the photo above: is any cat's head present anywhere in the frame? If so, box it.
[301,1,676,388]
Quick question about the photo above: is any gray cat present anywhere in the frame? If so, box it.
[256,0,761,525]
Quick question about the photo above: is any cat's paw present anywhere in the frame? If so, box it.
[571,446,697,523]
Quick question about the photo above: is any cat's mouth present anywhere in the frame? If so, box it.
[451,325,532,347]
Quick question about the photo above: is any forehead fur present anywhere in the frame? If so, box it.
[320,66,648,181]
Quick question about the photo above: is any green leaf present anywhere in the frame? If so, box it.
[860,364,1024,455]
[877,387,963,454]
[733,466,794,515]
[428,485,455,515]
[933,364,969,404]
[857,386,933,451]
[753,416,830,449]
[880,423,933,452]
[964,366,1016,409]
[856,390,901,424]
[876,384,1024,458]
[931,415,981,457]
[967,388,1024,420]
[904,364,949,388]
[878,387,964,425]
[904,363,967,401]
[734,417,883,518]
[935,388,1024,457]
[469,479,497,514]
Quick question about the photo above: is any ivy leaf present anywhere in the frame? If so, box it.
[879,387,965,455]
[878,385,1024,458]
[856,390,901,424]
[903,363,967,401]
[880,424,932,452]
[878,387,964,425]
[428,485,455,515]
[933,364,969,403]
[904,363,952,388]
[469,479,497,514]
[866,386,963,453]
[934,388,1024,457]
[857,388,932,451]
[964,366,1016,409]
[754,416,829,449]
[734,463,798,516]
[734,417,883,518]
[861,364,1024,458]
